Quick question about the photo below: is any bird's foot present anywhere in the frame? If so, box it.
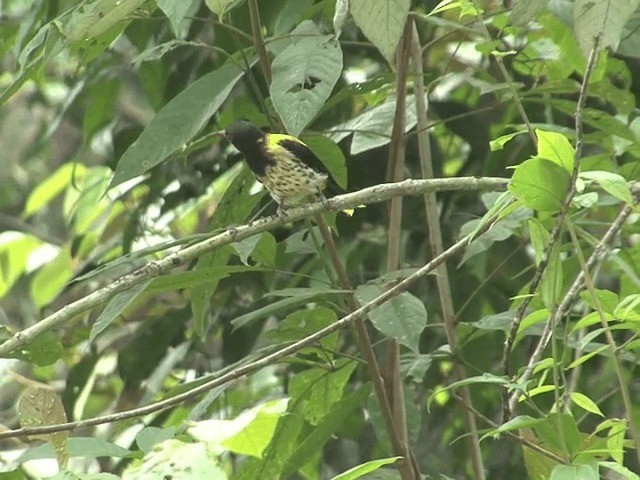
[319,193,330,209]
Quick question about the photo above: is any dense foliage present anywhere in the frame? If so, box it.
[1,0,640,479]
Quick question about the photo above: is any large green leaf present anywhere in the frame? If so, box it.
[122,440,225,479]
[270,33,343,136]
[329,95,422,154]
[550,464,599,480]
[355,285,427,353]
[509,157,571,212]
[536,129,574,172]
[65,0,147,41]
[288,360,357,425]
[188,398,289,458]
[574,0,640,58]
[350,0,410,64]
[284,386,371,478]
[108,59,251,189]
[89,279,153,342]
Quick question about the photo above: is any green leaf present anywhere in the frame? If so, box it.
[270,34,343,136]
[231,287,345,330]
[148,266,266,293]
[355,285,427,353]
[135,427,176,455]
[235,400,305,480]
[65,0,147,41]
[574,0,640,58]
[580,170,633,204]
[90,279,153,342]
[231,232,276,267]
[288,360,357,425]
[579,288,619,314]
[7,332,65,366]
[109,59,251,189]
[222,399,288,458]
[204,0,244,16]
[299,134,348,189]
[528,218,549,266]
[329,95,422,155]
[599,461,640,480]
[445,373,511,390]
[156,0,198,38]
[509,157,571,212]
[271,307,340,350]
[122,440,225,480]
[18,386,69,468]
[534,413,582,458]
[510,0,548,26]
[331,457,402,480]
[0,232,42,299]
[68,166,113,235]
[188,399,288,458]
[232,234,265,265]
[536,129,574,172]
[23,163,86,218]
[490,130,527,151]
[550,463,599,480]
[487,415,545,437]
[350,0,410,64]
[30,247,74,308]
[284,386,370,477]
[18,437,130,463]
[569,392,604,417]
[540,241,563,309]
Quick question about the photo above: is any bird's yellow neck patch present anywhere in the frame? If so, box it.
[265,133,305,151]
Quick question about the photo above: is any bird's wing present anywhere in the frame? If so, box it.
[275,136,332,176]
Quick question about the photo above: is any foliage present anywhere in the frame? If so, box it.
[1,0,640,479]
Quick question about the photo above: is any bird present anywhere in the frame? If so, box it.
[224,120,343,216]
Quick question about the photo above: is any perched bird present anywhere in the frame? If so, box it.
[224,121,342,215]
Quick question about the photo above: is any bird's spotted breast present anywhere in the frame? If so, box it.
[260,156,328,207]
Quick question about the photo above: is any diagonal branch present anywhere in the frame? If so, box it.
[0,211,501,441]
[506,197,637,416]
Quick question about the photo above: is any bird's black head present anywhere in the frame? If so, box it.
[224,121,266,153]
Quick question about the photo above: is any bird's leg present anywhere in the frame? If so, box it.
[318,192,330,209]
[276,201,288,218]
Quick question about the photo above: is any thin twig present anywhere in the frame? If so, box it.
[248,0,271,85]
[502,37,601,421]
[411,21,486,480]
[0,212,501,440]
[383,20,419,480]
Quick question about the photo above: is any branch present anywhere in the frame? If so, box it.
[0,177,508,357]
[381,20,422,480]
[248,0,271,85]
[411,20,486,480]
[0,211,501,440]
